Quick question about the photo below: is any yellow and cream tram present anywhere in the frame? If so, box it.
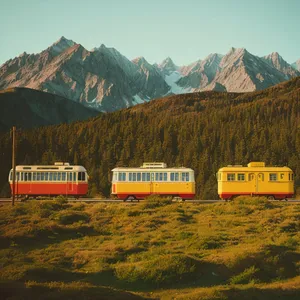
[217,162,294,200]
[111,162,195,200]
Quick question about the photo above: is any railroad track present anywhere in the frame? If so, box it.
[0,198,299,204]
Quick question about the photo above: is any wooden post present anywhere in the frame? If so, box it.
[12,126,16,206]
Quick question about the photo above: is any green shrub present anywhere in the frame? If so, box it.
[39,200,67,211]
[56,212,90,225]
[142,195,172,209]
[230,266,259,284]
[190,235,227,250]
[55,195,68,204]
[232,196,270,205]
[279,221,299,233]
[115,254,196,285]
[11,205,28,216]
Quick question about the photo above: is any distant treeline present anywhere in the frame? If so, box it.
[0,78,299,198]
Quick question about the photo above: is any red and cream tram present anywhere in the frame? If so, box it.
[8,162,88,199]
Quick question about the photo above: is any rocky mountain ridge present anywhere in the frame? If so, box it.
[0,37,299,111]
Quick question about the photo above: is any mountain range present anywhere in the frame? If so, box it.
[0,36,299,112]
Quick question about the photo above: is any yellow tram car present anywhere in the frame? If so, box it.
[217,162,294,200]
[111,162,195,200]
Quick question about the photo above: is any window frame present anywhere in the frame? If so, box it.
[269,173,277,181]
[227,173,235,181]
[237,173,245,181]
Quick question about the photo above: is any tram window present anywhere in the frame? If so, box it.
[13,172,20,181]
[41,172,45,181]
[57,172,61,181]
[78,172,86,181]
[10,172,20,181]
[113,173,117,182]
[155,172,167,181]
[37,172,41,181]
[53,172,57,181]
[171,173,179,181]
[129,173,132,181]
[269,173,277,181]
[49,173,53,181]
[118,172,126,181]
[182,172,189,182]
[33,172,37,181]
[62,172,66,181]
[237,174,245,181]
[45,172,48,181]
[142,173,150,181]
[227,174,235,181]
[73,172,77,181]
[137,173,141,181]
[67,172,73,181]
[132,173,136,181]
[28,173,32,181]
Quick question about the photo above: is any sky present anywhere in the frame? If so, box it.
[0,0,299,66]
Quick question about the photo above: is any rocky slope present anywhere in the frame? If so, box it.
[0,37,169,112]
[261,52,299,78]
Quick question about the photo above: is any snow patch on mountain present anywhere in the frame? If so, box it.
[133,94,148,104]
[165,71,191,94]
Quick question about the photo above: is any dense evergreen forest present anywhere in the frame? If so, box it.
[0,77,299,198]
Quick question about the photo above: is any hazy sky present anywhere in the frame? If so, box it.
[0,0,299,66]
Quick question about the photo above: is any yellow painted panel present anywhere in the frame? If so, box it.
[112,182,195,195]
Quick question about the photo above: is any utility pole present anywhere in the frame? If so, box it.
[12,126,16,206]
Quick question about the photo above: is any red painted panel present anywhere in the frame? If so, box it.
[10,183,88,196]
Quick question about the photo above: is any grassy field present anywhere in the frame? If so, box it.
[0,196,299,299]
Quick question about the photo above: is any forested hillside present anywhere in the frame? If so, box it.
[0,77,299,198]
[0,87,99,130]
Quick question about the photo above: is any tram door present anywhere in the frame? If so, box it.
[257,173,264,193]
[248,173,256,194]
[67,172,74,195]
[150,173,154,195]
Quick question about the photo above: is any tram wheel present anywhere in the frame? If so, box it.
[267,195,275,200]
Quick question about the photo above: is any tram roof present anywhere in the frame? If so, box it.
[12,165,87,172]
[111,167,194,172]
[218,166,292,172]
